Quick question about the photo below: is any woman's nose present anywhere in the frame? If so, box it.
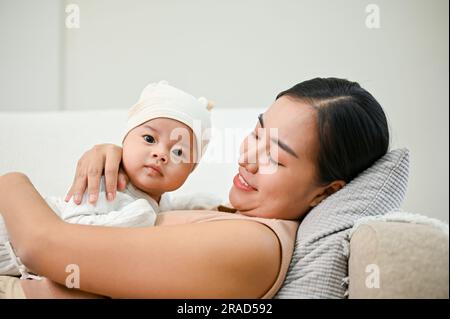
[239,136,264,174]
[238,152,258,174]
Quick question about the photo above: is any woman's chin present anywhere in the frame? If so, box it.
[228,186,241,207]
[229,186,256,213]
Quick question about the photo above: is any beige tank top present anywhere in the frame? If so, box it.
[155,206,299,298]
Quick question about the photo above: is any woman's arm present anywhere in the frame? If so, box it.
[0,173,280,298]
[20,278,106,299]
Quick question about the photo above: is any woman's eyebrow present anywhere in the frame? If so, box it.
[272,137,298,158]
[258,113,298,158]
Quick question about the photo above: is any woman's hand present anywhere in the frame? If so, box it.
[64,144,128,205]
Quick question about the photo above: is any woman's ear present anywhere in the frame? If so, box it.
[309,180,346,208]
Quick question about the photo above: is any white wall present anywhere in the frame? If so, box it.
[0,0,448,221]
[0,0,63,111]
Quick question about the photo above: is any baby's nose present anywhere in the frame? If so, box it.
[152,151,168,163]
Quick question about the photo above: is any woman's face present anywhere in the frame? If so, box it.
[229,96,328,220]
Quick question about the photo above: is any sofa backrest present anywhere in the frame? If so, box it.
[0,108,263,200]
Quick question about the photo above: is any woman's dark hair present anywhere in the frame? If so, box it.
[277,77,389,184]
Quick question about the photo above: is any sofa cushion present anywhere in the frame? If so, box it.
[348,221,449,298]
[275,148,410,298]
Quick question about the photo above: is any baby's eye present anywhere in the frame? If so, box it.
[143,135,156,144]
[172,149,183,157]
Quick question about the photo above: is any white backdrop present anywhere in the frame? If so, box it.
[0,0,448,221]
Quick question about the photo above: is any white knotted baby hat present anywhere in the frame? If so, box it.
[122,81,213,164]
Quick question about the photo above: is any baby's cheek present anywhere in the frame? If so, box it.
[121,154,132,173]
[122,153,141,179]
[167,166,191,188]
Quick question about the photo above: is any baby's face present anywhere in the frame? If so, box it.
[122,118,197,199]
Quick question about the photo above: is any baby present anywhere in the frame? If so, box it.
[0,81,221,278]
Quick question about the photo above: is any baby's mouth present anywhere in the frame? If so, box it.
[144,164,163,176]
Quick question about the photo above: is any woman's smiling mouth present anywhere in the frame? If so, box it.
[233,173,257,192]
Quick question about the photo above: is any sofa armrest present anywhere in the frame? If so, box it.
[348,221,449,298]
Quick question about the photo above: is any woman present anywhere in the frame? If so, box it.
[0,77,389,298]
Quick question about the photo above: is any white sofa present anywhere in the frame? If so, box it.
[1,109,448,298]
[0,108,260,200]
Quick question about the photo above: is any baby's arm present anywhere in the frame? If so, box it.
[65,198,156,228]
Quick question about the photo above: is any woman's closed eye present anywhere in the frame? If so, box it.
[251,131,260,140]
[251,131,285,167]
[269,153,284,167]
[143,135,156,144]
